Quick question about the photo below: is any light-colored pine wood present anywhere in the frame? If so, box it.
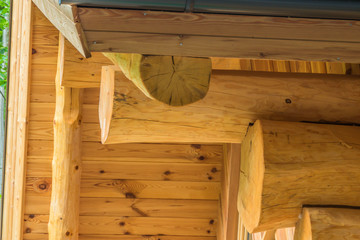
[104,53,212,106]
[239,120,360,232]
[218,144,241,240]
[24,234,217,240]
[27,160,222,182]
[32,0,90,57]
[26,195,218,218]
[294,208,360,240]
[100,68,360,144]
[262,230,276,240]
[48,34,82,240]
[61,37,111,88]
[26,215,218,236]
[27,177,220,200]
[2,0,32,239]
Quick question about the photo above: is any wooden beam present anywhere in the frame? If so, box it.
[99,67,360,144]
[238,120,360,233]
[2,0,32,239]
[104,53,212,106]
[48,34,82,239]
[294,208,360,240]
[218,144,241,240]
[79,8,360,62]
[32,0,90,57]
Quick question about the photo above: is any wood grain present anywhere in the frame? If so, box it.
[27,177,220,200]
[100,69,360,144]
[2,0,32,239]
[239,120,360,232]
[294,208,360,240]
[25,215,217,236]
[26,195,218,218]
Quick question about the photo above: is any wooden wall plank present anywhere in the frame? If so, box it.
[24,234,217,240]
[26,195,218,218]
[27,160,221,182]
[27,178,220,200]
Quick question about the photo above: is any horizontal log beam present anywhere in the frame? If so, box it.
[239,120,360,232]
[294,207,360,240]
[79,8,360,62]
[99,67,360,144]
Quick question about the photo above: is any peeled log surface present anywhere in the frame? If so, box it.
[103,53,211,106]
[294,208,360,240]
[239,120,360,233]
[99,68,360,144]
[48,34,82,239]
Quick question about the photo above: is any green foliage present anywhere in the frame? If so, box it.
[0,0,10,91]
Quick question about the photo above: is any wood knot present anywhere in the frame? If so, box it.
[65,231,70,236]
[259,52,266,58]
[163,170,171,175]
[124,231,131,235]
[208,176,213,180]
[99,170,105,174]
[31,48,37,54]
[285,98,292,104]
[29,214,35,219]
[25,228,31,233]
[75,165,79,170]
[39,184,47,190]
[209,219,214,224]
[125,192,136,198]
[191,144,201,149]
[211,167,217,173]
[198,156,205,161]
[119,221,126,226]
[207,230,211,234]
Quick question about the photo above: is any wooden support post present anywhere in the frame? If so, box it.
[238,120,360,233]
[294,208,360,240]
[218,144,241,240]
[99,67,360,144]
[48,33,82,240]
[104,53,211,106]
[2,0,32,239]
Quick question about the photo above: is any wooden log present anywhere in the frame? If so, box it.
[238,120,360,233]
[48,34,82,239]
[103,53,211,106]
[99,66,360,144]
[294,208,360,240]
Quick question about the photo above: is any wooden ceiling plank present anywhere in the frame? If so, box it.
[32,0,90,57]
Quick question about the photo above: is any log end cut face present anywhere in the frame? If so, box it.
[238,120,265,233]
[104,53,212,106]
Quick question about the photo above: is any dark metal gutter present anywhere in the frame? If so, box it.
[60,0,360,20]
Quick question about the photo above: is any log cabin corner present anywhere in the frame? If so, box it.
[2,0,360,240]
